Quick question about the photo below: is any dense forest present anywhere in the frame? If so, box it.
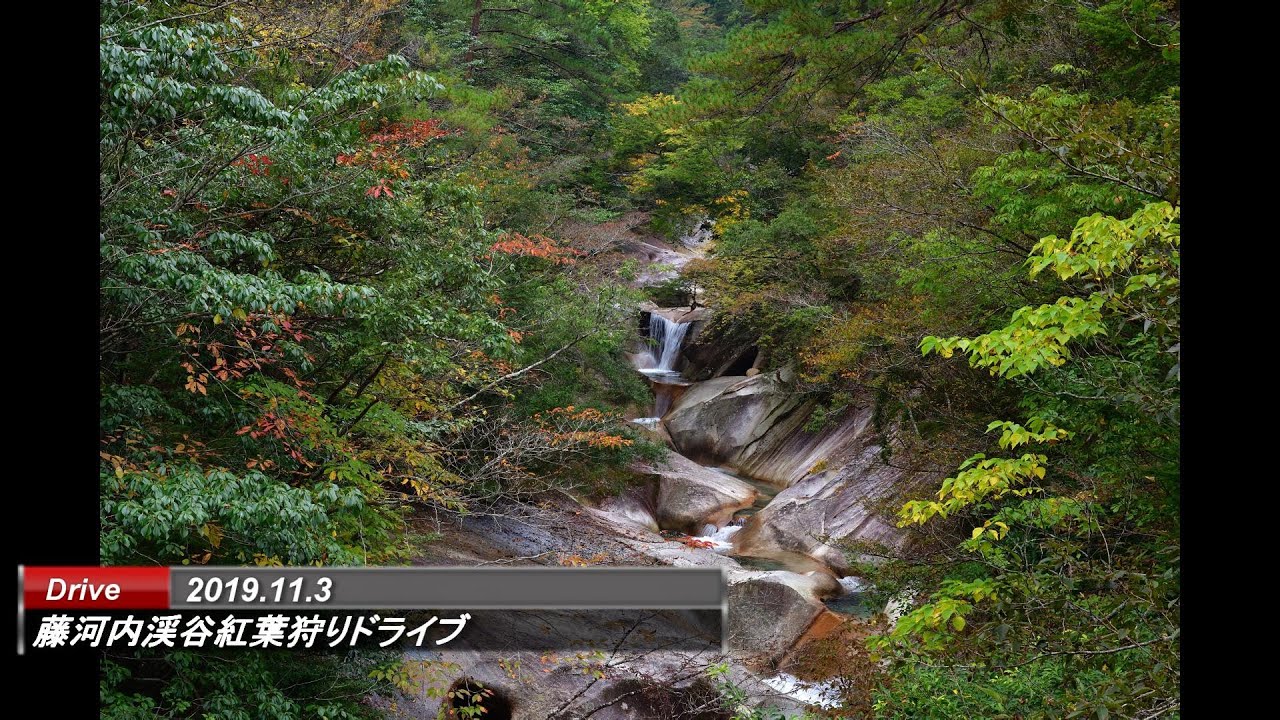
[100,0,1178,718]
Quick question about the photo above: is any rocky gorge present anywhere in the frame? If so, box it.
[388,223,945,719]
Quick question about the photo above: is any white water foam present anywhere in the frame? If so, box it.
[838,576,866,594]
[638,367,683,377]
[691,524,741,552]
[633,348,658,370]
[762,673,843,709]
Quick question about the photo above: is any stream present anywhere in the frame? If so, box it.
[631,310,879,621]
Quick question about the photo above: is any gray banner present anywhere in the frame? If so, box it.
[171,567,725,609]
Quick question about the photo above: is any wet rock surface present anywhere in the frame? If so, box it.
[663,374,937,569]
[663,373,805,466]
[733,452,914,573]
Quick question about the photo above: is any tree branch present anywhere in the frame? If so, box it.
[446,332,593,412]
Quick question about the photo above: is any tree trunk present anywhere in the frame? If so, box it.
[463,0,483,78]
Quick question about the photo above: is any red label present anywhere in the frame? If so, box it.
[23,567,170,609]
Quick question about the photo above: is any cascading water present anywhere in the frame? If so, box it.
[648,313,690,373]
[620,303,875,712]
[632,312,693,420]
[630,313,691,426]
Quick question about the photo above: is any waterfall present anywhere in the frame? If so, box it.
[680,218,715,250]
[649,314,690,372]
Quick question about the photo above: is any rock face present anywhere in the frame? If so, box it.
[640,301,712,325]
[598,487,660,532]
[679,322,762,382]
[633,452,759,534]
[664,373,940,570]
[732,454,911,574]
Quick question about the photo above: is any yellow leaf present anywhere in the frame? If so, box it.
[202,523,223,548]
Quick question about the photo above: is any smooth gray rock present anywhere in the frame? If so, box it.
[597,489,660,533]
[634,452,759,534]
[665,378,939,572]
[730,400,941,571]
[663,373,805,466]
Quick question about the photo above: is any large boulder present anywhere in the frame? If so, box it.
[633,452,759,534]
[725,383,865,487]
[663,372,805,465]
[726,570,833,665]
[679,322,763,382]
[597,486,660,533]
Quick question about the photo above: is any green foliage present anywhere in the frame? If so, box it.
[101,0,445,567]
[706,663,811,720]
[100,1,655,715]
[1075,0,1181,100]
[924,202,1179,381]
[101,0,646,565]
[886,202,1179,717]
[101,651,396,719]
[870,661,1079,720]
[923,295,1108,378]
[101,462,367,566]
[404,0,656,145]
[597,1,1180,717]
